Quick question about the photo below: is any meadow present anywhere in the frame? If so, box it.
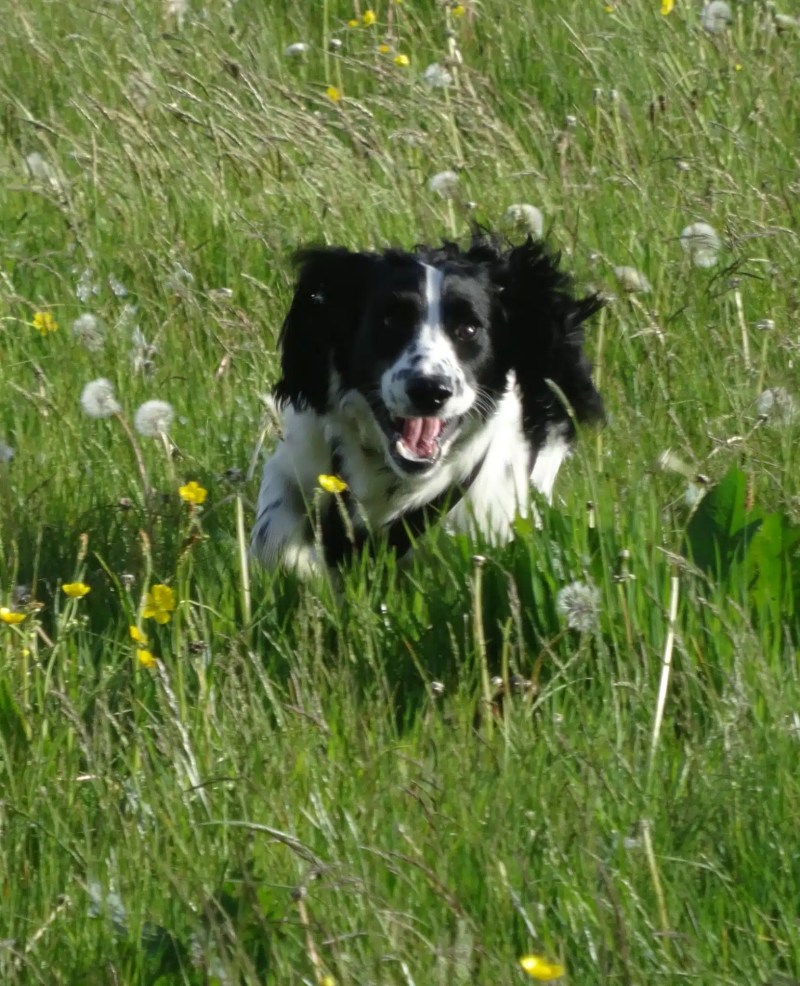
[1,0,799,982]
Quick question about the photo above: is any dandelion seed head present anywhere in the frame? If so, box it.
[125,70,156,113]
[680,221,721,268]
[756,387,797,425]
[164,0,188,28]
[614,266,652,294]
[164,260,194,297]
[422,62,453,88]
[72,313,105,352]
[0,441,13,463]
[428,169,460,198]
[75,268,99,303]
[683,483,706,510]
[505,203,544,238]
[24,151,61,190]
[701,1,732,33]
[108,274,128,297]
[284,42,310,57]
[556,580,601,633]
[80,378,121,419]
[134,399,175,437]
[774,12,800,31]
[130,326,157,376]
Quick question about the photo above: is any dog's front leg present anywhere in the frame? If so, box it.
[250,447,322,578]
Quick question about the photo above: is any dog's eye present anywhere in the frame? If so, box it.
[454,324,477,342]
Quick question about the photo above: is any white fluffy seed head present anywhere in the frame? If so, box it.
[80,379,121,419]
[134,399,174,437]
[284,42,310,57]
[680,221,721,268]
[422,63,453,89]
[701,0,732,33]
[756,387,797,425]
[428,170,460,198]
[556,581,601,633]
[72,313,105,352]
[614,266,652,294]
[505,203,544,238]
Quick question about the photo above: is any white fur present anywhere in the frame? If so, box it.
[251,375,567,576]
[380,263,476,424]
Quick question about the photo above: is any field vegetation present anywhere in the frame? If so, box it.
[1,0,799,982]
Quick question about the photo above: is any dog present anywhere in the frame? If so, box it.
[251,234,604,577]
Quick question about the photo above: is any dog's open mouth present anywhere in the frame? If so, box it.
[382,415,459,472]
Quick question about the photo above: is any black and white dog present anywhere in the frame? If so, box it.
[251,235,603,576]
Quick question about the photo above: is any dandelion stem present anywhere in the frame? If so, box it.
[647,568,680,789]
[235,493,252,630]
[114,412,151,500]
[733,286,750,373]
[642,818,670,941]
[472,555,492,739]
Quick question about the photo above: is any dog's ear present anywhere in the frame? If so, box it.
[497,238,604,444]
[274,247,376,412]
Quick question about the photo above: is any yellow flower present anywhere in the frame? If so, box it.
[142,584,176,624]
[62,582,91,598]
[136,648,158,669]
[178,480,208,505]
[320,977,336,986]
[362,9,376,25]
[378,42,392,53]
[660,0,674,12]
[325,85,342,103]
[0,607,27,625]
[129,625,148,644]
[393,53,410,66]
[519,955,565,981]
[452,3,466,15]
[318,474,348,494]
[32,311,58,334]
[347,18,359,27]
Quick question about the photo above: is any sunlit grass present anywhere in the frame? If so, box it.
[1,0,799,982]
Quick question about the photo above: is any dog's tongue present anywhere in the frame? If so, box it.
[400,417,444,458]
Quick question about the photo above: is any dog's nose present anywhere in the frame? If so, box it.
[406,376,453,413]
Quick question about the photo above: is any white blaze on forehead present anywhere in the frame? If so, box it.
[422,262,443,330]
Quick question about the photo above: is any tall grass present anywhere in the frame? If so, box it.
[1,1,799,983]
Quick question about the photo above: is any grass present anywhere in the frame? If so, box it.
[1,0,799,982]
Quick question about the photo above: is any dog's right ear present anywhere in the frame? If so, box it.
[274,247,376,413]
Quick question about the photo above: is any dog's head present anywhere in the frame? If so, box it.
[274,235,604,477]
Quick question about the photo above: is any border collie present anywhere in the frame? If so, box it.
[251,234,603,577]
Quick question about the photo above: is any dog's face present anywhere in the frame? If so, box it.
[274,237,604,478]
[347,257,504,475]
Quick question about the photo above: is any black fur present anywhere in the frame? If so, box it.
[274,233,604,450]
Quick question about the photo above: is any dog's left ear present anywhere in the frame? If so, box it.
[496,239,604,443]
[274,247,376,413]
